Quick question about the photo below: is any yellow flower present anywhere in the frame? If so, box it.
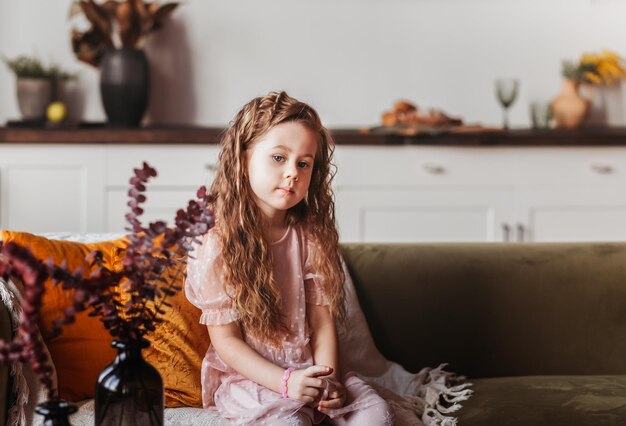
[583,71,602,85]
[574,49,626,85]
[601,50,620,62]
[581,53,600,66]
[598,61,623,84]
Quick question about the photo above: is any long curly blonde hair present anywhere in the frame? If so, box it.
[210,91,345,344]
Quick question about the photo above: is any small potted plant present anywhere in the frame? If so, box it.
[2,55,76,122]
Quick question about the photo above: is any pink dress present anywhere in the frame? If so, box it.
[185,225,388,425]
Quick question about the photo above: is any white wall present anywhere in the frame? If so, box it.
[1,0,626,128]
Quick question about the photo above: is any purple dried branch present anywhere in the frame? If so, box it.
[46,162,214,342]
[0,242,58,399]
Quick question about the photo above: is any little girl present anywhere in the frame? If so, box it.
[185,91,394,425]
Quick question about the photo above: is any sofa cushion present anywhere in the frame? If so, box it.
[341,243,626,378]
[63,400,230,426]
[458,375,626,426]
[0,231,209,407]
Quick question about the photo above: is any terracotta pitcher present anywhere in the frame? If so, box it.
[551,80,591,129]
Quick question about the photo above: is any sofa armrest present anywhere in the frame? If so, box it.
[0,286,11,426]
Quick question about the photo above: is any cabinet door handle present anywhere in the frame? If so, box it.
[516,223,525,243]
[502,223,511,242]
[205,163,217,172]
[590,163,613,174]
[422,163,445,174]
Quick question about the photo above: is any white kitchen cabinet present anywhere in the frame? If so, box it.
[333,145,626,243]
[0,145,106,234]
[333,146,517,242]
[0,144,218,234]
[3,143,626,243]
[514,185,626,242]
[335,187,514,243]
[103,145,219,232]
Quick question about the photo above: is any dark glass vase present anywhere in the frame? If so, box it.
[35,399,77,426]
[95,339,164,426]
[99,48,150,127]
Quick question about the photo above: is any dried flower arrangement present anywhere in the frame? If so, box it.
[69,0,180,66]
[0,162,214,400]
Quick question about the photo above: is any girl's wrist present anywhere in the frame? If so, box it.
[324,367,339,381]
[280,367,295,399]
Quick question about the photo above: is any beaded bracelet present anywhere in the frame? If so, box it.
[281,367,295,399]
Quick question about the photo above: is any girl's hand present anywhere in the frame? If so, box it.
[287,365,333,405]
[318,377,346,412]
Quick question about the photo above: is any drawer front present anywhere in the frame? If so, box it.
[334,146,626,187]
[105,145,220,187]
[0,145,106,233]
[509,147,626,185]
[335,186,514,243]
[334,146,516,187]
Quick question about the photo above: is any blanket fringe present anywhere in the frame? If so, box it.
[421,364,473,425]
[389,363,473,426]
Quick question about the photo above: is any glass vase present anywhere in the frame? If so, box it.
[95,339,164,426]
[34,399,77,426]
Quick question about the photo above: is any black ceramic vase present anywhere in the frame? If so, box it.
[35,399,77,426]
[99,48,150,127]
[95,339,164,426]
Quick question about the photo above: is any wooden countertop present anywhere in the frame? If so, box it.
[4,125,626,146]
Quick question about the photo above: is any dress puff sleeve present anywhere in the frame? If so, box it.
[302,236,330,306]
[185,229,240,325]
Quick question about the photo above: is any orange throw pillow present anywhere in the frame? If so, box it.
[1,230,123,401]
[0,231,210,407]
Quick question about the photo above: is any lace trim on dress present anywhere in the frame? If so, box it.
[303,272,329,306]
[304,284,328,306]
[200,308,240,326]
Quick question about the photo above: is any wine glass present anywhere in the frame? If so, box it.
[495,78,520,129]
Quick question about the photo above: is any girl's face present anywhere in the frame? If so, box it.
[246,121,318,222]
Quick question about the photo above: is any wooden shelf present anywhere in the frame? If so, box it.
[4,125,626,146]
[0,126,223,144]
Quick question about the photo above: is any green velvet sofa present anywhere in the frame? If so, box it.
[342,243,626,426]
[3,242,626,425]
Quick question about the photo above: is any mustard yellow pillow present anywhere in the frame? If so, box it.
[0,231,210,407]
[125,234,209,407]
[141,264,209,408]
